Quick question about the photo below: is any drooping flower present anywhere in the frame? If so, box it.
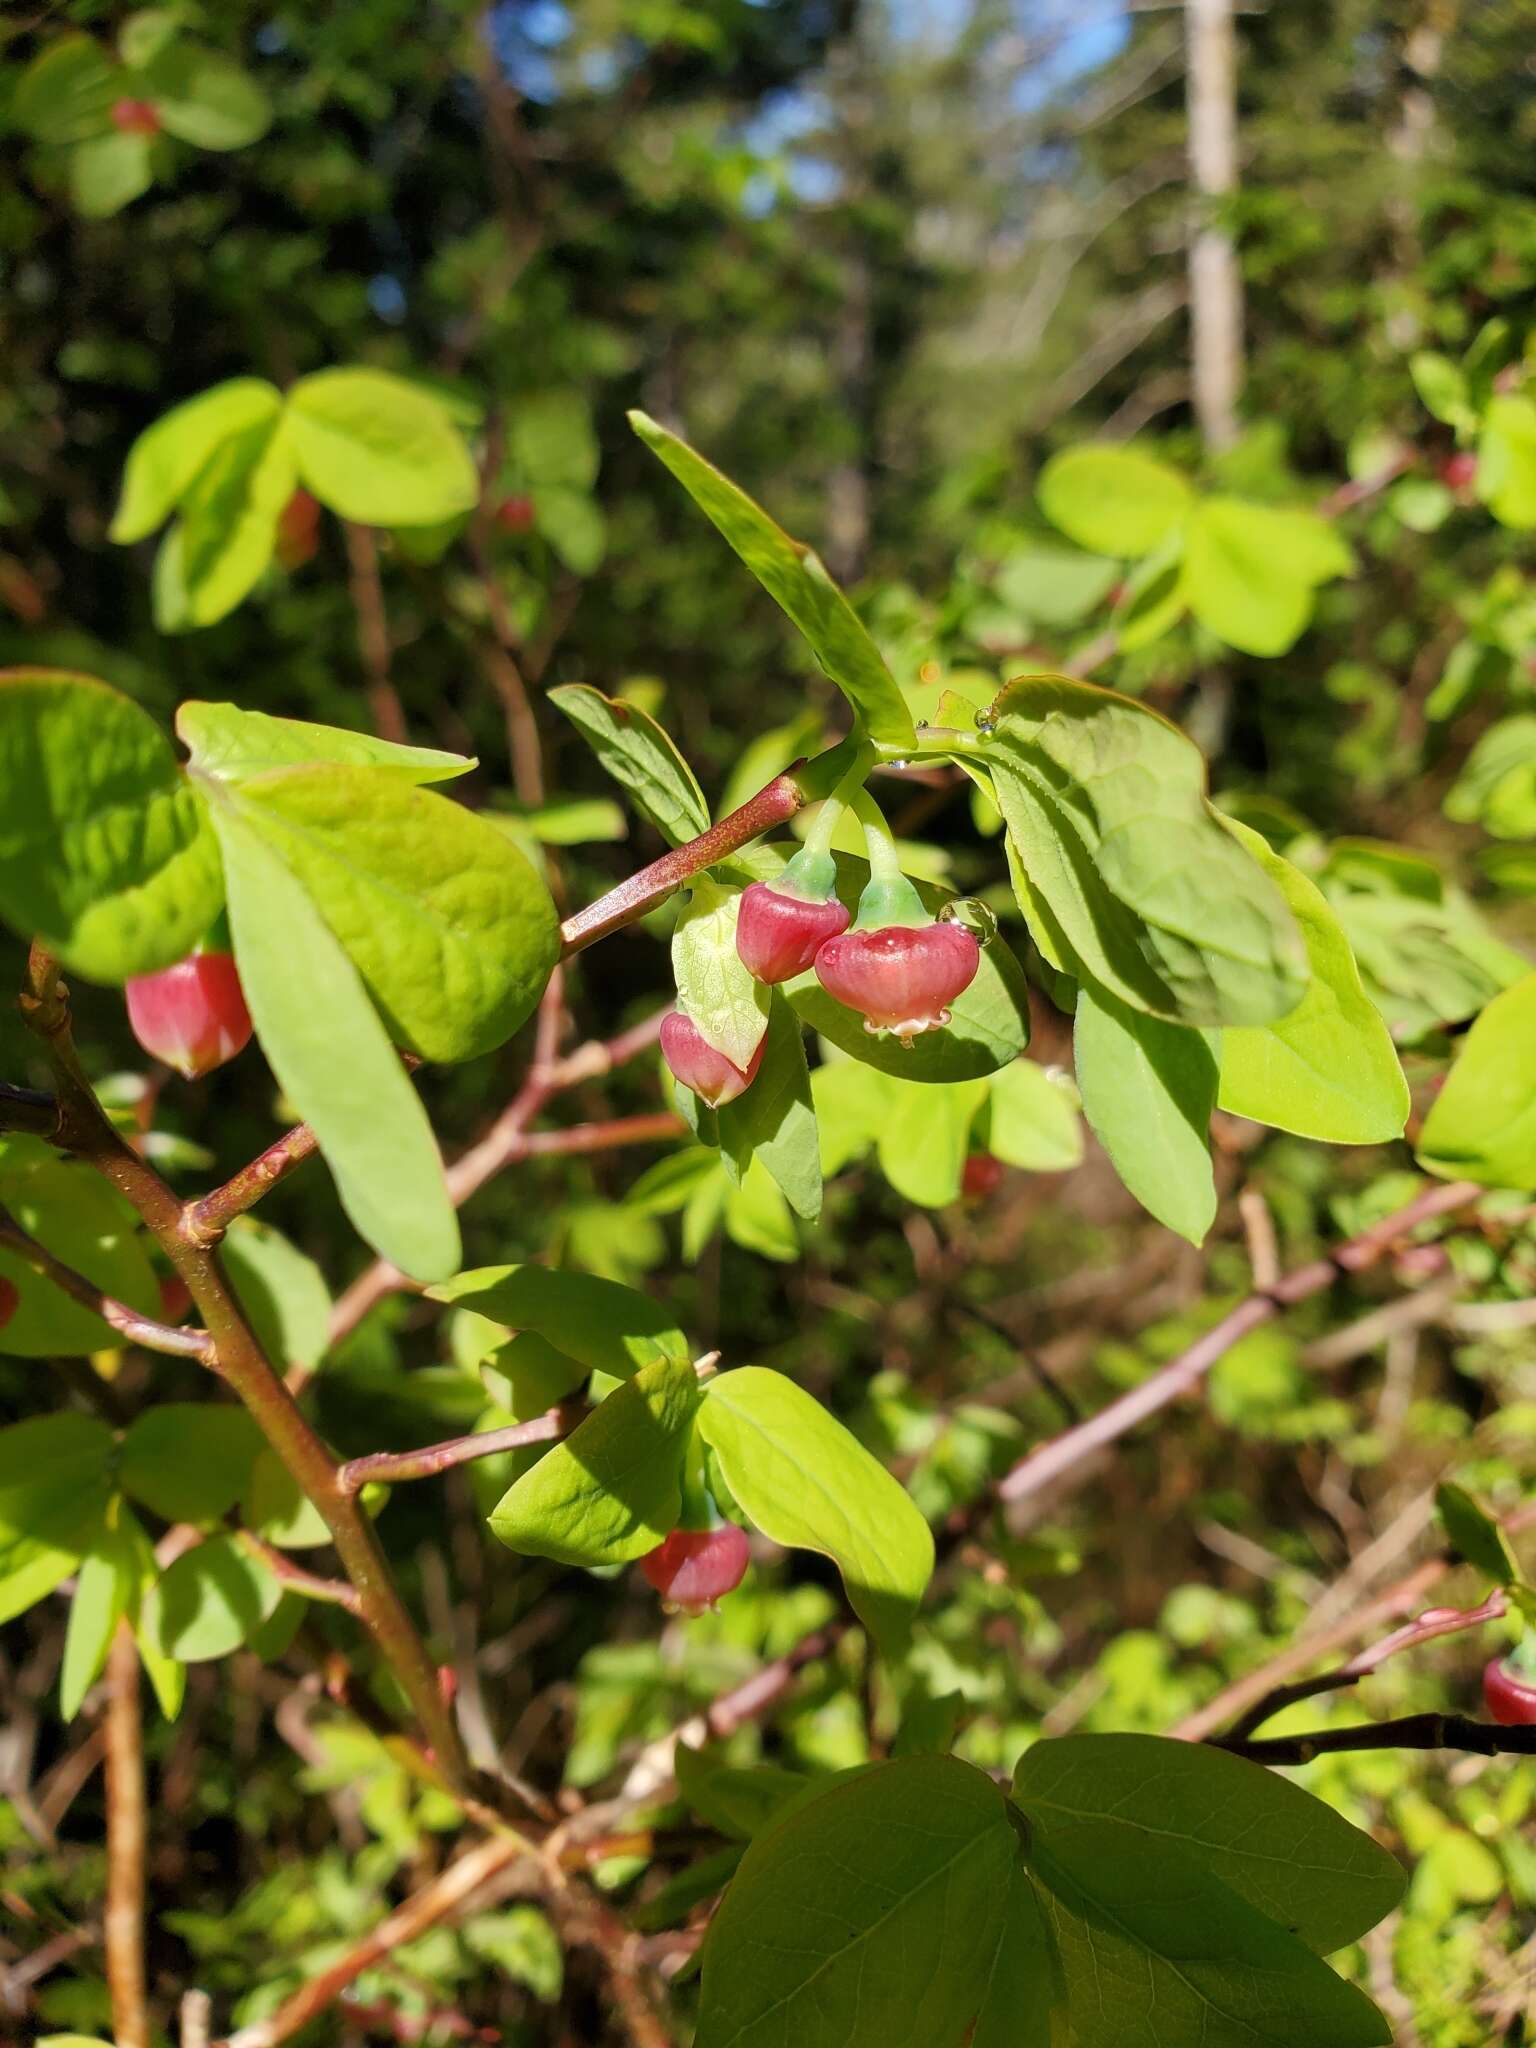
[640,1523,751,1614]
[735,846,850,985]
[660,1011,764,1106]
[1484,1656,1536,1726]
[125,952,253,1079]
[815,919,979,1043]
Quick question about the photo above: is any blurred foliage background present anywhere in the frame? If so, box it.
[6,2,1536,2041]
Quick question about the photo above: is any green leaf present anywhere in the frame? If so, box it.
[994,546,1118,628]
[672,878,770,1072]
[0,1415,115,1625]
[0,669,224,981]
[510,391,600,488]
[60,1514,138,1720]
[1418,971,1536,1189]
[70,129,154,217]
[877,1078,987,1207]
[206,793,460,1282]
[221,762,558,1063]
[697,1366,934,1654]
[488,1354,701,1565]
[1013,1733,1405,1953]
[148,1533,281,1662]
[120,1404,262,1524]
[810,1057,892,1174]
[1113,537,1188,650]
[533,485,606,574]
[286,368,478,526]
[1037,444,1193,558]
[1075,982,1217,1245]
[549,683,710,846]
[241,1446,332,1549]
[120,10,180,69]
[1028,1824,1392,2048]
[137,41,271,150]
[0,1139,160,1356]
[674,1743,812,1841]
[1185,499,1353,657]
[1410,351,1475,433]
[513,796,626,845]
[428,1264,690,1378]
[985,1060,1083,1172]
[178,701,473,786]
[1217,820,1408,1143]
[985,675,1306,1026]
[111,379,285,545]
[970,1859,1058,2048]
[1436,1481,1519,1587]
[723,1159,800,1261]
[462,1905,564,2002]
[13,36,116,143]
[630,410,915,748]
[153,412,296,629]
[696,1756,1021,2048]
[222,1218,333,1377]
[716,991,821,1219]
[1477,394,1536,529]
[1444,715,1536,839]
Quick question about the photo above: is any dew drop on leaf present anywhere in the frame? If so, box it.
[939,896,997,944]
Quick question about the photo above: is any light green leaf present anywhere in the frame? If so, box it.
[718,710,824,820]
[1029,1824,1393,2048]
[1114,537,1189,650]
[1436,1481,1519,1587]
[878,1078,987,1207]
[716,991,820,1219]
[672,878,770,1071]
[1037,444,1193,558]
[13,36,116,143]
[0,669,224,981]
[138,41,271,149]
[222,1218,333,1376]
[429,1264,689,1378]
[207,794,460,1282]
[549,683,710,846]
[696,1756,1020,2048]
[241,1446,331,1549]
[985,1060,1083,1172]
[513,796,626,845]
[510,391,600,488]
[286,368,478,526]
[985,675,1305,1026]
[1013,1733,1405,1954]
[1185,499,1353,657]
[1217,820,1408,1143]
[723,1157,800,1261]
[61,1514,139,1720]
[153,413,296,629]
[70,129,154,217]
[1075,982,1216,1245]
[120,1404,262,1524]
[462,1905,564,2002]
[1410,351,1475,433]
[697,1366,934,1654]
[630,410,914,748]
[0,1415,115,1626]
[111,378,284,544]
[1444,715,1536,840]
[1418,971,1536,1189]
[178,701,472,786]
[995,546,1118,628]
[810,1057,892,1174]
[488,1354,700,1565]
[533,486,606,574]
[0,1139,160,1356]
[148,1533,281,1662]
[1477,394,1536,529]
[120,10,180,69]
[224,761,558,1063]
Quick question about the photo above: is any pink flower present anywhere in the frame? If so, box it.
[660,1011,764,1106]
[814,921,979,1043]
[736,880,850,984]
[125,953,253,1079]
[641,1524,751,1613]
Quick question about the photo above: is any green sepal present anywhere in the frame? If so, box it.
[853,873,930,931]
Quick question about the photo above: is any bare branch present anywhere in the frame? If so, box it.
[103,1621,149,2048]
[0,1203,214,1360]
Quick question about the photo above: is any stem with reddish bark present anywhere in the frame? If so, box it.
[103,1619,149,2048]
[338,1399,588,1494]
[0,1204,214,1359]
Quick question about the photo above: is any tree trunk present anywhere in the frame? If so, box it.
[1184,0,1242,451]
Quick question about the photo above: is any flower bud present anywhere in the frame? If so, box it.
[0,1277,16,1332]
[961,1152,1003,1199]
[814,919,979,1044]
[736,880,850,984]
[276,488,321,569]
[1483,1656,1536,1726]
[111,98,162,136]
[640,1523,751,1614]
[660,1011,763,1106]
[125,952,253,1080]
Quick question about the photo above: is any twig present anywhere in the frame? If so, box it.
[217,1833,527,2048]
[1216,1712,1536,1766]
[1238,1187,1279,1289]
[996,1178,1485,1511]
[103,1621,148,2048]
[343,520,407,743]
[337,1400,588,1495]
[0,1203,214,1360]
[183,1124,324,1246]
[180,1989,212,2048]
[240,1535,363,1614]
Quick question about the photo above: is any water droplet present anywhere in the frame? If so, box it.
[939,897,998,945]
[975,709,997,736]
[915,718,930,731]
[889,757,912,772]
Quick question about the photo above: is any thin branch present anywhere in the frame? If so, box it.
[0,1079,57,1137]
[0,1204,214,1360]
[182,1124,323,1246]
[1215,1713,1536,1767]
[337,1400,588,1495]
[240,1535,363,1614]
[558,771,809,957]
[103,1621,148,2048]
[996,1179,1485,1512]
[342,520,407,743]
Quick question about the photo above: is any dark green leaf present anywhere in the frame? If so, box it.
[119,1404,262,1525]
[549,683,710,845]
[1436,1482,1519,1587]
[0,1138,160,1357]
[716,991,821,1219]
